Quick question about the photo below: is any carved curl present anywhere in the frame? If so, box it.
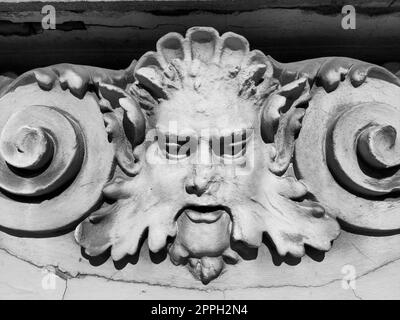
[295,77,400,231]
[0,82,114,233]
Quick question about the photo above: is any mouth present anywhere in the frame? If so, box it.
[183,205,228,223]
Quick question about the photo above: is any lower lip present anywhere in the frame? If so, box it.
[185,209,224,223]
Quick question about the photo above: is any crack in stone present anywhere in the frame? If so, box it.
[352,288,363,300]
[0,247,75,279]
[0,20,191,37]
[355,256,400,281]
[1,245,400,295]
[62,279,68,300]
[349,241,376,264]
[84,22,188,31]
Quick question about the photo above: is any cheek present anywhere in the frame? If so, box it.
[223,175,254,200]
[218,147,266,197]
[144,142,191,196]
[218,143,258,179]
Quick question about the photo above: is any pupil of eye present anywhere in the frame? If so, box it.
[214,133,246,157]
[160,132,249,159]
[164,135,192,159]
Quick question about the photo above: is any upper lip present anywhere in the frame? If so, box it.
[186,196,221,207]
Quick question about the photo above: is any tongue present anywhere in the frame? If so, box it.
[174,210,231,257]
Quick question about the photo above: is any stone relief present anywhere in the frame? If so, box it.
[0,27,399,284]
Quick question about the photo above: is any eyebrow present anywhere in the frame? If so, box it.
[215,129,254,142]
[166,134,192,144]
[156,127,195,137]
[157,128,254,141]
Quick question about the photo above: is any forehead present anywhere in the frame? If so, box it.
[155,88,258,135]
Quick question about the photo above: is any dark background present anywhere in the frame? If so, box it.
[1,0,400,74]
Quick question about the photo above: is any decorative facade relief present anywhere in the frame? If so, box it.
[0,27,399,284]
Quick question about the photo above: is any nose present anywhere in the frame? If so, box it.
[196,138,212,166]
[185,184,206,197]
[185,139,218,197]
[185,168,215,197]
[185,174,210,197]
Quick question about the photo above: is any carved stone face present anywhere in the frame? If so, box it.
[143,80,264,282]
[75,27,340,284]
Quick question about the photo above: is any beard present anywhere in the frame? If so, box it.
[75,169,339,284]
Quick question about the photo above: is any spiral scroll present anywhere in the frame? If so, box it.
[0,82,114,233]
[295,77,400,231]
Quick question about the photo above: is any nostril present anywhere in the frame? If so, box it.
[185,185,205,197]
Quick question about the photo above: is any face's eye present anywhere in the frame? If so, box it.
[158,133,196,160]
[211,130,250,159]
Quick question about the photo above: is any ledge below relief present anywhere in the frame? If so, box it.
[1,229,400,299]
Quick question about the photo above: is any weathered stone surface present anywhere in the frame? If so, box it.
[2,228,400,299]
